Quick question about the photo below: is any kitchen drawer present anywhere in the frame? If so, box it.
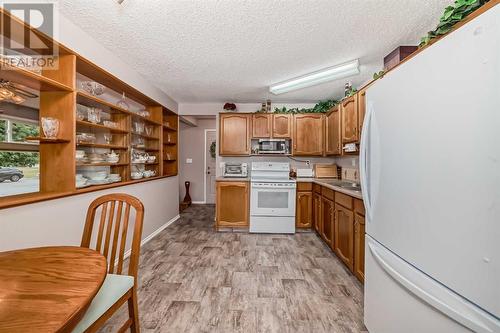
[335,191,353,209]
[313,183,322,194]
[354,199,365,216]
[297,182,313,192]
[321,187,334,201]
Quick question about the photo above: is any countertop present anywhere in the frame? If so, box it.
[296,178,363,199]
[216,176,362,199]
[216,176,250,182]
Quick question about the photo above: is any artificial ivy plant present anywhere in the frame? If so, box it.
[273,99,339,114]
[420,0,489,47]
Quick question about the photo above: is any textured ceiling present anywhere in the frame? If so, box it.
[59,0,450,103]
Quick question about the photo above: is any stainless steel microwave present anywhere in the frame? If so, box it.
[256,139,290,154]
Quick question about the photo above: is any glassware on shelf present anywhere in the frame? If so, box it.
[76,105,87,121]
[41,117,60,139]
[116,92,130,110]
[138,109,150,118]
[133,121,145,134]
[103,120,118,128]
[105,151,120,163]
[76,132,96,144]
[87,107,102,124]
[80,81,105,96]
[132,136,145,148]
[103,133,113,145]
[145,125,154,136]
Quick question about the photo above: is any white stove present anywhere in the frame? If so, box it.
[250,162,296,234]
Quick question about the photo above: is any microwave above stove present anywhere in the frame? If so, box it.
[222,162,248,178]
[252,139,291,155]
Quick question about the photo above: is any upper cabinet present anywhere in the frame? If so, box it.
[272,114,292,138]
[293,114,324,156]
[252,113,292,139]
[341,94,359,144]
[252,114,272,138]
[219,113,251,155]
[358,88,367,137]
[325,106,341,156]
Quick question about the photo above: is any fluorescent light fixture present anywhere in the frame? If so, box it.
[269,59,360,95]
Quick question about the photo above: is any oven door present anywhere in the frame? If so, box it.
[250,182,296,217]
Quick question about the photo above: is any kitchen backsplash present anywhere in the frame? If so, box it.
[217,155,359,180]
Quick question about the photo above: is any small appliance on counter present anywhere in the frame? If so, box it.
[296,168,313,178]
[222,162,248,178]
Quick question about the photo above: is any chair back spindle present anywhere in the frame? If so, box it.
[81,193,144,280]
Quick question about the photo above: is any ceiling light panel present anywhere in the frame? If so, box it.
[269,59,360,95]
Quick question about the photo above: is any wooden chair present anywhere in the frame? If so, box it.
[72,193,145,333]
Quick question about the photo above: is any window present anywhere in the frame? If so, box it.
[0,111,40,197]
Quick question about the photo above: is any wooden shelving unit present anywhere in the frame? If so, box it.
[0,8,179,204]
[162,112,178,177]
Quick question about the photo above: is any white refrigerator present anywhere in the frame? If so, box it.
[360,4,500,333]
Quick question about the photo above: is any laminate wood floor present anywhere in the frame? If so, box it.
[98,204,366,333]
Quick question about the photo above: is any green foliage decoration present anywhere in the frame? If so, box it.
[420,0,489,47]
[273,99,339,114]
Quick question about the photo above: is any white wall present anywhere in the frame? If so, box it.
[0,177,179,252]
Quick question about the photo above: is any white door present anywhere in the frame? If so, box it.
[205,130,216,204]
[360,6,500,319]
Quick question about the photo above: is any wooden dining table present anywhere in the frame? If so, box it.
[0,246,107,333]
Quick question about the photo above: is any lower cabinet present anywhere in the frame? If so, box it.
[307,184,365,284]
[313,192,322,233]
[216,181,249,227]
[321,197,335,248]
[296,191,312,228]
[334,203,354,271]
[354,213,365,283]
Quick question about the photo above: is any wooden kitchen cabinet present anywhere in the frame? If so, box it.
[252,114,272,138]
[354,212,365,283]
[334,203,354,271]
[293,114,324,156]
[296,191,313,228]
[358,88,367,137]
[272,114,292,138]
[313,192,322,233]
[216,181,249,227]
[341,94,359,144]
[219,113,251,155]
[321,197,335,248]
[325,106,341,156]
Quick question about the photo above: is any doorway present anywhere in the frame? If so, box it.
[204,129,216,204]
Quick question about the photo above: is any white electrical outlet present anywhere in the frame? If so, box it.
[305,160,311,166]
[186,158,193,164]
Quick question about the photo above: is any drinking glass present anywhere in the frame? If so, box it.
[103,133,113,144]
[41,117,59,139]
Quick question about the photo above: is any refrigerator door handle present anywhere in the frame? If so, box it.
[368,239,499,333]
[360,102,373,220]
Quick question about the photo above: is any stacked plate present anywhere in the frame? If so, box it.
[76,174,88,188]
[108,174,121,183]
[87,171,109,185]
[88,153,105,164]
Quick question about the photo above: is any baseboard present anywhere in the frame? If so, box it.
[119,214,180,263]
[191,201,206,204]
